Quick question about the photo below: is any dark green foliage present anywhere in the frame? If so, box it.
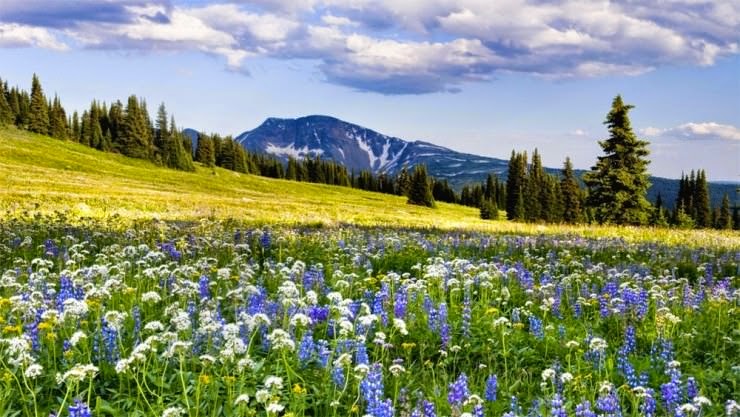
[584,95,652,225]
[0,78,12,126]
[650,193,669,227]
[49,95,67,139]
[432,179,457,203]
[407,165,435,208]
[716,193,732,230]
[28,74,49,134]
[479,199,498,220]
[506,150,527,220]
[120,96,153,159]
[396,167,411,196]
[693,170,711,228]
[195,133,216,167]
[560,157,583,223]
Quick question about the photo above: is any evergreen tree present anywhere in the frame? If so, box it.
[717,193,732,230]
[28,74,49,134]
[650,193,668,227]
[560,157,582,223]
[154,103,169,164]
[693,169,710,228]
[584,95,652,225]
[396,167,411,196]
[0,78,12,126]
[49,95,67,139]
[506,151,527,220]
[195,133,216,167]
[525,149,544,221]
[71,111,81,142]
[480,199,498,220]
[168,117,194,171]
[407,165,435,208]
[119,95,152,159]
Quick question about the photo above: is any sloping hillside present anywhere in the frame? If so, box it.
[1,127,736,248]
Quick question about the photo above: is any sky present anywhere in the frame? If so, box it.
[1,0,738,181]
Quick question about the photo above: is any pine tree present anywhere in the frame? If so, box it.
[717,193,732,229]
[525,149,544,221]
[154,103,169,164]
[693,169,710,228]
[0,77,12,126]
[396,167,411,196]
[584,95,652,225]
[560,157,582,223]
[169,117,194,171]
[407,165,435,208]
[71,111,81,142]
[119,95,152,159]
[28,74,49,134]
[480,199,498,220]
[650,193,668,227]
[506,151,527,220]
[195,133,216,167]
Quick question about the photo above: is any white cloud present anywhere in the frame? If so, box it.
[0,22,67,50]
[1,0,739,93]
[641,122,740,142]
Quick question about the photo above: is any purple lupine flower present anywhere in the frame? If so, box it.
[640,389,657,417]
[298,331,315,366]
[551,394,567,417]
[596,388,622,417]
[576,400,596,417]
[529,316,544,340]
[438,303,450,348]
[447,373,470,408]
[485,374,498,402]
[394,284,408,319]
[198,275,210,300]
[68,400,91,417]
[473,404,484,417]
[686,377,698,400]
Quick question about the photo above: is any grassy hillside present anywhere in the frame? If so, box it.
[0,127,737,248]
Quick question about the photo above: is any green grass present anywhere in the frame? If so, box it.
[1,126,737,248]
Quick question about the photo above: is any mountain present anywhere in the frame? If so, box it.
[231,115,736,208]
[235,115,509,182]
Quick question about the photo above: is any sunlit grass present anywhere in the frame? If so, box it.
[1,126,737,249]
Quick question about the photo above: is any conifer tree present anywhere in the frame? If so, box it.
[28,74,49,134]
[396,167,411,196]
[693,169,710,228]
[49,95,67,139]
[407,165,435,207]
[584,95,652,225]
[480,199,498,220]
[195,133,216,167]
[506,151,527,220]
[119,95,152,159]
[560,157,582,223]
[155,103,169,164]
[717,193,732,229]
[71,111,81,142]
[0,77,12,126]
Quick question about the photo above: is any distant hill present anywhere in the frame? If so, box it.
[228,115,736,208]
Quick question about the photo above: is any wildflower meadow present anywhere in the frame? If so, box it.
[0,217,737,417]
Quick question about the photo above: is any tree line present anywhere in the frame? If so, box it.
[0,76,734,229]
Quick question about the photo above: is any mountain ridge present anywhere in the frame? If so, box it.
[196,115,735,207]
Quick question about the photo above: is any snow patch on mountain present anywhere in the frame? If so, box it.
[265,143,324,158]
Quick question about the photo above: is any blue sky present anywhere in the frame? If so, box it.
[1,0,738,180]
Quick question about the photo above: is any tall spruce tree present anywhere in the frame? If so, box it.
[717,193,732,230]
[407,165,435,207]
[693,169,710,228]
[195,133,216,167]
[0,78,12,126]
[28,74,49,134]
[560,157,582,223]
[506,151,527,220]
[584,95,652,225]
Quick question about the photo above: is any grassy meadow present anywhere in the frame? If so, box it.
[0,127,737,249]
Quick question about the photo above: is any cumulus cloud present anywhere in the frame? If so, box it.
[0,23,67,50]
[0,0,738,94]
[642,122,740,142]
